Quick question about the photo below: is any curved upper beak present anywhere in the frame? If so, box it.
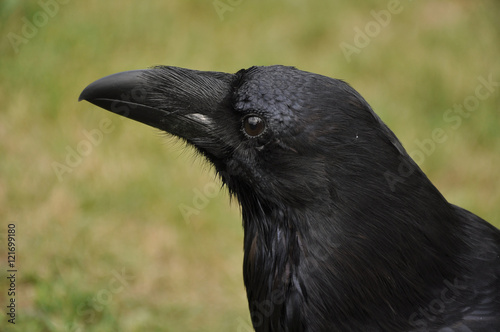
[79,69,174,130]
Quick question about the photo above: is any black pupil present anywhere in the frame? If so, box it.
[244,116,265,137]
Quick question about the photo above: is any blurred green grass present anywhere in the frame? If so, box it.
[0,1,499,331]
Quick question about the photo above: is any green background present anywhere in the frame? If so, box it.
[1,1,499,331]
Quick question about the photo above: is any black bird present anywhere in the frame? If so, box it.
[79,65,500,331]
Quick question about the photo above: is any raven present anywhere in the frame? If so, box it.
[79,65,500,331]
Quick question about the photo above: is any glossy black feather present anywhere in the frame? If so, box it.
[80,65,500,331]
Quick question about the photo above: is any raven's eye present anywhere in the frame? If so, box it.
[243,115,266,137]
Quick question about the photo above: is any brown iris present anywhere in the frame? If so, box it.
[243,115,266,137]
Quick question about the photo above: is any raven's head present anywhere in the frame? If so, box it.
[79,65,415,210]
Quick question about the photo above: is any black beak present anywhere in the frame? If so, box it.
[79,69,166,128]
[79,66,235,158]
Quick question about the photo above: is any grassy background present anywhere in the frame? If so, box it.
[1,1,499,331]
